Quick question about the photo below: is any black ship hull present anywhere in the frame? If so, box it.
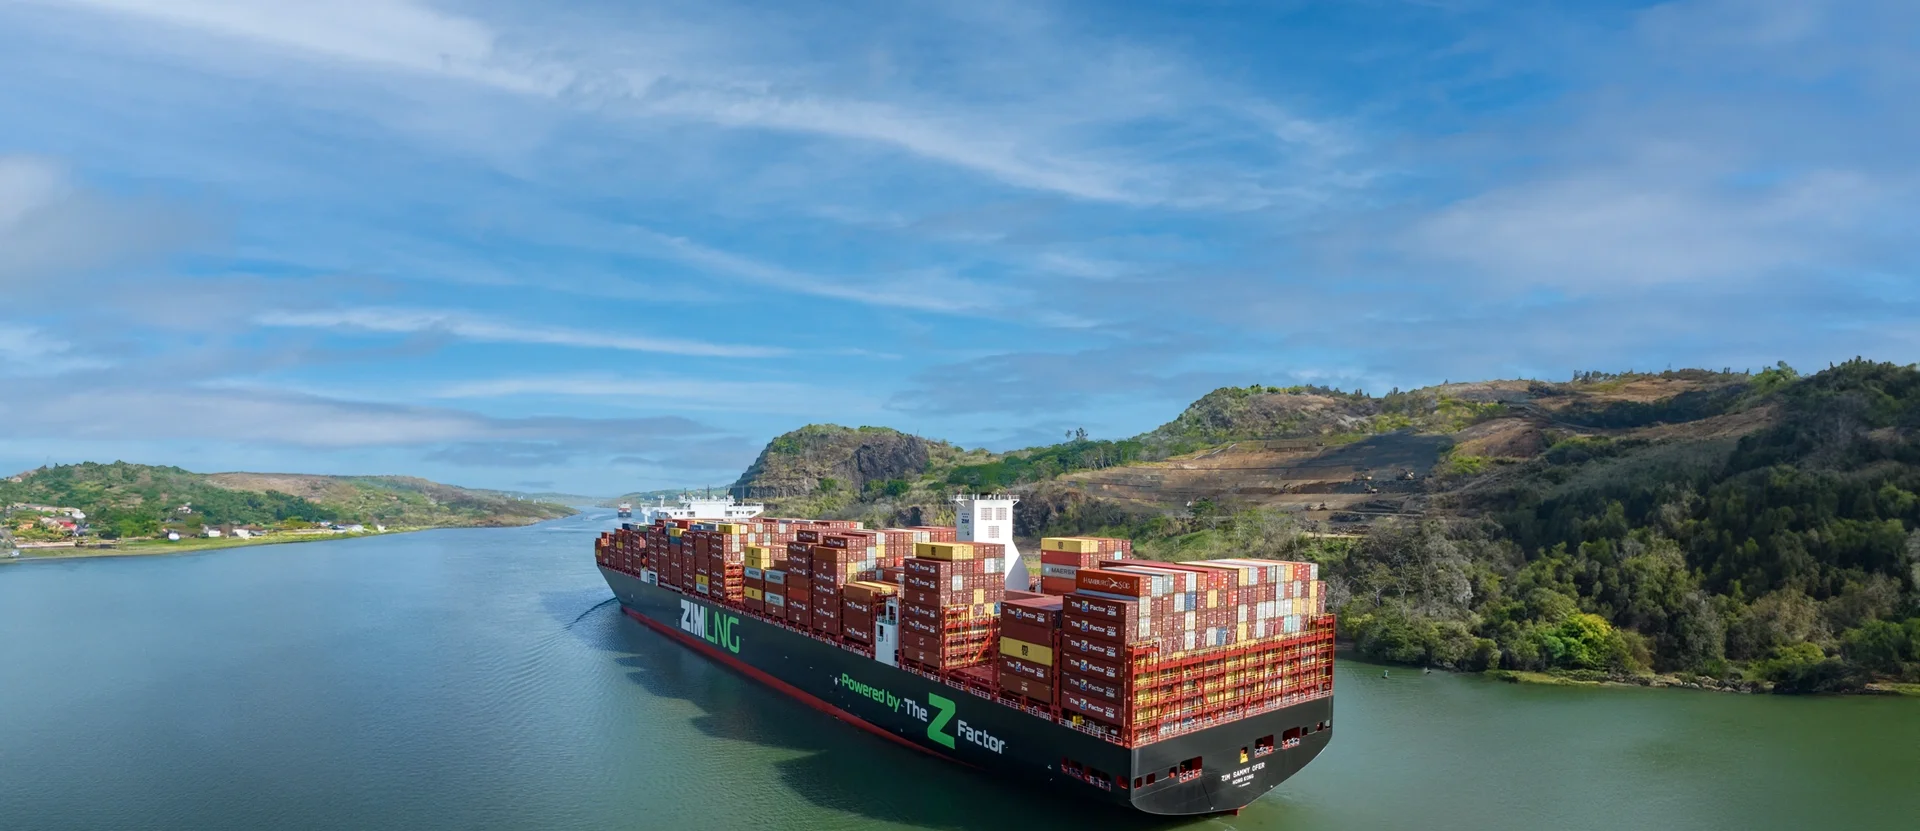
[601,566,1333,815]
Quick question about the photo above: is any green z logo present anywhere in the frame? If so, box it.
[926,693,957,749]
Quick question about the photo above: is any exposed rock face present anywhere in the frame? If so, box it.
[730,425,935,500]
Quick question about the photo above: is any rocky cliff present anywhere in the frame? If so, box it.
[729,425,948,501]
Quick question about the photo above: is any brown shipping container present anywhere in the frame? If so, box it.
[1000,674,1053,702]
[900,603,942,624]
[844,621,873,644]
[1001,654,1054,683]
[842,581,896,602]
[796,529,821,544]
[1004,597,1064,626]
[900,616,946,638]
[1062,633,1130,662]
[1060,652,1124,682]
[1060,691,1127,724]
[1000,619,1056,647]
[842,596,877,617]
[900,630,943,653]
[1061,670,1128,704]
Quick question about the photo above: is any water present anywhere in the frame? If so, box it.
[3,510,1915,831]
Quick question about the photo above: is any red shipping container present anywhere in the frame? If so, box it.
[1075,569,1151,597]
[1039,576,1078,595]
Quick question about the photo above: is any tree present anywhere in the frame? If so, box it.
[1841,620,1911,674]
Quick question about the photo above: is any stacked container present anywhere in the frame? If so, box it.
[785,542,813,630]
[1037,537,1133,595]
[898,541,1006,673]
[1055,558,1333,745]
[999,596,1063,705]
[841,581,896,646]
[876,528,933,569]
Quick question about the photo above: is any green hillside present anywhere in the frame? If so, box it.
[3,462,574,540]
[717,361,1920,692]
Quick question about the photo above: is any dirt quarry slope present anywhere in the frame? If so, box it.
[1055,432,1448,527]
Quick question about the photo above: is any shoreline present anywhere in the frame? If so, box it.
[1340,645,1920,698]
[1,517,570,564]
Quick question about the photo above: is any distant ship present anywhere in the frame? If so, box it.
[616,503,632,518]
[634,493,764,524]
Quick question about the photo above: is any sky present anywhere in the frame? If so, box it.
[1,0,1915,495]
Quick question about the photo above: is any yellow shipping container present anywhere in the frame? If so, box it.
[999,637,1054,666]
[1207,589,1218,608]
[1237,622,1248,642]
[915,541,975,561]
[695,574,709,588]
[1040,537,1099,554]
[973,588,985,605]
[716,523,743,535]
[668,527,683,538]
[744,586,764,601]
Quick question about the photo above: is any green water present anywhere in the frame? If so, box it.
[2,511,1914,830]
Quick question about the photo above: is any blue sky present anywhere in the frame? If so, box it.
[1,0,1914,495]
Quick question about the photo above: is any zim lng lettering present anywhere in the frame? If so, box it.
[593,495,1335,816]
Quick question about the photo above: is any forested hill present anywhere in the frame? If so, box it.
[1261,360,1920,692]
[2,463,574,538]
[722,360,1920,692]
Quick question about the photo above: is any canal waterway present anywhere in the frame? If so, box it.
[3,510,1914,830]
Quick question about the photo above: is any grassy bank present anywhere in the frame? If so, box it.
[4,528,431,562]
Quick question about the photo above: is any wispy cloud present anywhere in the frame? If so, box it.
[255,307,785,358]
[0,325,111,375]
[430,374,881,415]
[26,0,1357,208]
[631,228,1008,315]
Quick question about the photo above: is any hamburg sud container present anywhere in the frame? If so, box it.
[598,514,1336,817]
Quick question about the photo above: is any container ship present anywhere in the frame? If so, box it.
[593,494,1334,816]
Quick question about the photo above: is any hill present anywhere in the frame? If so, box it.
[728,424,968,520]
[722,361,1920,692]
[2,463,575,540]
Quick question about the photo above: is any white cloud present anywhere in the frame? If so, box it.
[0,155,202,287]
[1403,167,1889,289]
[41,0,565,92]
[254,307,785,358]
[0,380,726,448]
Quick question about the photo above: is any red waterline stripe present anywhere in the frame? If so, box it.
[622,606,968,767]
